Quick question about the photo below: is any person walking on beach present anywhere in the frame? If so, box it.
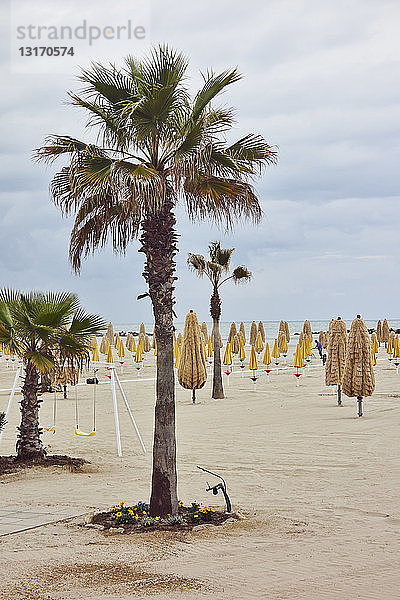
[315,339,323,359]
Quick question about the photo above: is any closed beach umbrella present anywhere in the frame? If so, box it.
[387,336,393,355]
[232,333,240,354]
[114,333,120,351]
[139,323,146,336]
[239,322,246,343]
[306,335,313,357]
[255,332,264,353]
[238,338,246,363]
[280,336,288,355]
[134,343,143,368]
[293,344,304,384]
[249,345,258,370]
[263,342,272,377]
[325,318,347,405]
[299,332,304,346]
[106,322,114,346]
[177,332,183,347]
[228,322,237,343]
[284,321,290,343]
[201,322,209,344]
[393,336,400,373]
[144,334,151,353]
[92,345,100,363]
[371,333,378,355]
[249,345,258,383]
[271,339,280,364]
[118,341,125,359]
[382,319,390,344]
[174,344,181,369]
[223,341,232,366]
[177,310,207,403]
[207,336,213,359]
[342,316,375,416]
[106,345,114,365]
[130,336,136,353]
[249,321,258,346]
[258,321,265,343]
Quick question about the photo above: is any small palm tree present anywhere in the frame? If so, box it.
[35,46,277,514]
[0,290,104,460]
[188,242,251,398]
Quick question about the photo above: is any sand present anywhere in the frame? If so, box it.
[1,347,400,599]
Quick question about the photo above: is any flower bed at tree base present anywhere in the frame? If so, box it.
[0,454,87,475]
[90,501,238,533]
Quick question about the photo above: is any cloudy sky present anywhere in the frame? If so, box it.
[1,0,399,324]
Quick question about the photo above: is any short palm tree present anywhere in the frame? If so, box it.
[0,290,104,460]
[35,46,277,515]
[188,242,251,398]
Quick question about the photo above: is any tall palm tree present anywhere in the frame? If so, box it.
[188,242,251,398]
[0,290,104,460]
[35,46,277,515]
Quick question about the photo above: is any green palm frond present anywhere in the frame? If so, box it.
[0,288,105,372]
[36,45,277,270]
[191,68,242,123]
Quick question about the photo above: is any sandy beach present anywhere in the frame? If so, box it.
[1,344,399,599]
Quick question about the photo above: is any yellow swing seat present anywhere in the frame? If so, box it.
[75,428,96,437]
[44,425,56,433]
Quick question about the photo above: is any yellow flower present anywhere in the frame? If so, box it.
[116,512,122,517]
[128,510,134,515]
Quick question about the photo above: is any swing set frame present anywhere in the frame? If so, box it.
[0,363,146,456]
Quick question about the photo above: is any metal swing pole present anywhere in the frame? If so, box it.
[0,364,22,445]
[110,367,122,457]
[114,369,146,454]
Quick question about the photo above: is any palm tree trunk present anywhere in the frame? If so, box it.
[16,361,45,461]
[140,199,178,516]
[211,286,224,399]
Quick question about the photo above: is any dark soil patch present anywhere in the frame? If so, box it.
[0,454,87,475]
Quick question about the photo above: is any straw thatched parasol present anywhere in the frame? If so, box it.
[106,323,114,346]
[325,318,347,405]
[376,320,382,344]
[99,334,109,354]
[249,321,258,346]
[342,316,375,416]
[177,332,183,347]
[239,322,246,343]
[258,321,265,343]
[302,320,312,338]
[52,365,79,386]
[232,333,240,354]
[382,319,390,344]
[284,322,290,343]
[177,311,207,403]
[201,322,209,344]
[228,322,237,343]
